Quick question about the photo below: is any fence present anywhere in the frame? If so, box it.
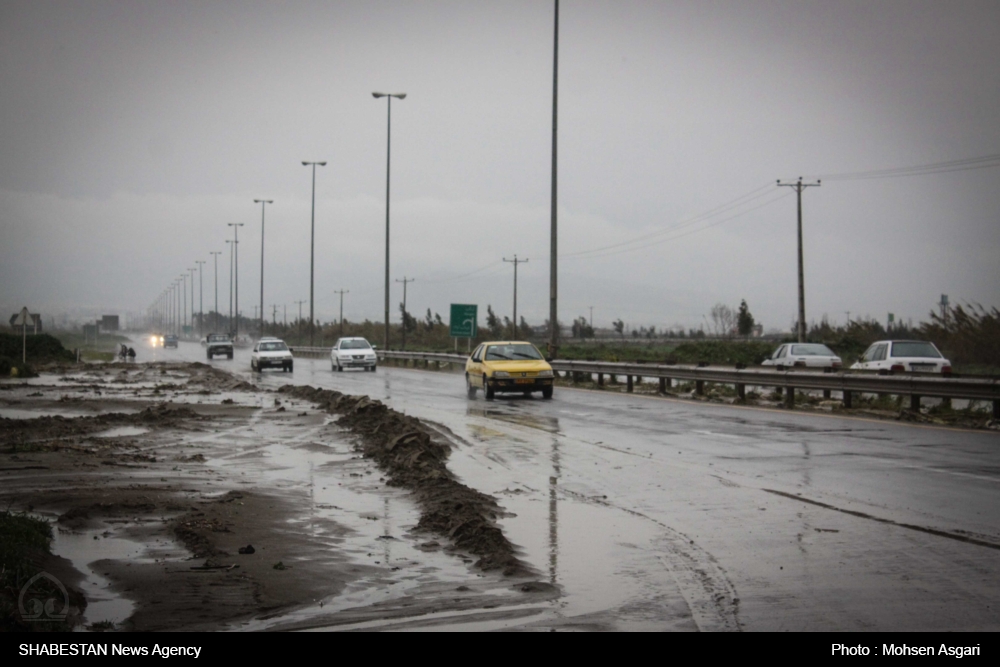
[289,347,1000,417]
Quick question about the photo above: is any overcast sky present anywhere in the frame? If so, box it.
[2,0,998,333]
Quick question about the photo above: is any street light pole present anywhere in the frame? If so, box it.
[372,92,406,350]
[188,267,196,337]
[548,0,560,358]
[228,223,244,339]
[195,260,205,337]
[210,251,221,333]
[254,199,274,340]
[777,177,821,342]
[181,273,187,336]
[226,240,234,333]
[301,162,326,347]
[503,255,528,339]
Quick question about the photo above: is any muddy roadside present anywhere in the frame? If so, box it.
[1,362,553,631]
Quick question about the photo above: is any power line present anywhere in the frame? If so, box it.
[562,182,775,259]
[818,152,1000,181]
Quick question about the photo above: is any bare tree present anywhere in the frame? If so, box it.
[710,303,737,338]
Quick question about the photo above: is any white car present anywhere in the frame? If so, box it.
[850,340,951,374]
[251,337,293,372]
[762,343,842,370]
[331,337,377,372]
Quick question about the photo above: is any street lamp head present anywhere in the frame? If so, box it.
[318,162,327,167]
[253,199,273,204]
[393,93,407,100]
[372,92,386,98]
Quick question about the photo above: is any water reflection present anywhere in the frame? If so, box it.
[465,405,560,434]
[549,438,560,585]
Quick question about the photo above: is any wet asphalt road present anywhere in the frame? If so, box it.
[143,340,1000,631]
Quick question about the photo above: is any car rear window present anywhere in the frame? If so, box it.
[891,342,941,358]
[485,344,543,361]
[259,342,288,351]
[791,344,836,356]
[208,335,228,342]
[340,340,371,350]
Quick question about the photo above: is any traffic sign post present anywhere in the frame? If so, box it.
[449,304,477,352]
[13,307,34,364]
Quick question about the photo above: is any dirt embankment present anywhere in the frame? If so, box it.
[277,384,527,575]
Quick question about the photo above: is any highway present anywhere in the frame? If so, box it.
[143,339,1000,631]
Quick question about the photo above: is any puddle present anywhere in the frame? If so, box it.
[93,426,150,439]
[48,522,184,631]
[0,408,95,420]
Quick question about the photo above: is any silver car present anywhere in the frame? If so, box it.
[331,337,377,372]
[762,343,842,370]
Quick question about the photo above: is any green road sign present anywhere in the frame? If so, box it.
[449,304,477,338]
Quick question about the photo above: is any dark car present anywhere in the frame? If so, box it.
[164,334,179,348]
[206,333,234,360]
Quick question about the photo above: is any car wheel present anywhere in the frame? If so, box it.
[227,352,233,360]
[288,363,293,372]
[466,374,478,399]
[542,386,553,400]
[485,383,495,401]
[331,361,336,371]
[371,366,376,373]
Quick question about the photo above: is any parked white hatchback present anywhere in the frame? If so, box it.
[850,340,951,374]
[331,337,377,372]
[761,343,842,370]
[251,337,294,372]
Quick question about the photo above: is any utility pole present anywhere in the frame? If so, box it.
[777,177,820,342]
[295,300,307,337]
[181,273,188,336]
[395,277,414,350]
[272,304,279,327]
[333,289,349,337]
[301,162,326,347]
[548,0,560,359]
[195,260,205,337]
[254,199,273,341]
[589,306,593,330]
[228,223,244,339]
[845,311,851,326]
[503,255,528,339]
[283,304,287,327]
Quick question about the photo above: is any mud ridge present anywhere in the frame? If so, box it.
[277,384,527,575]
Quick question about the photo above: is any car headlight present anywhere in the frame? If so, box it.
[493,371,510,378]
[536,370,554,377]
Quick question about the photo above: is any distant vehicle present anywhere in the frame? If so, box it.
[331,337,377,372]
[465,341,554,400]
[251,337,293,372]
[164,334,179,348]
[762,343,842,370]
[850,340,952,374]
[205,333,234,360]
[150,334,165,347]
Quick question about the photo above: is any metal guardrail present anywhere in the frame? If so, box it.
[288,347,1000,416]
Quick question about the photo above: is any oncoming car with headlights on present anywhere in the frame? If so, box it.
[465,341,554,400]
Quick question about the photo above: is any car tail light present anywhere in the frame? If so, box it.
[794,361,806,368]
[831,361,842,369]
[890,364,905,373]
[941,365,952,375]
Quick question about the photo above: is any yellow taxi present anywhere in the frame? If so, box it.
[465,341,555,400]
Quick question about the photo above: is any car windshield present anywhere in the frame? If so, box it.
[259,342,288,352]
[891,342,941,358]
[485,344,543,361]
[340,340,371,350]
[791,344,836,356]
